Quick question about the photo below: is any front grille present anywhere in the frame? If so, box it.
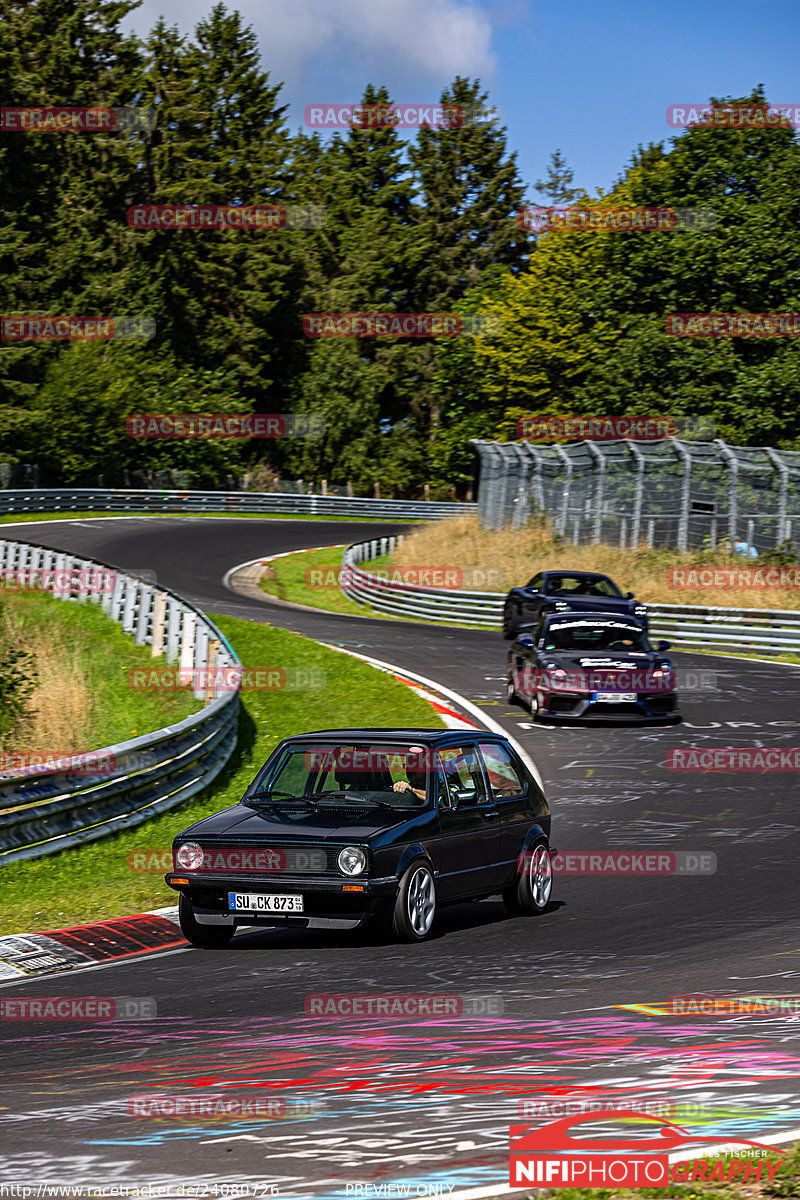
[195,842,342,876]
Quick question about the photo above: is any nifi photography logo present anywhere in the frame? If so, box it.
[509,1111,786,1188]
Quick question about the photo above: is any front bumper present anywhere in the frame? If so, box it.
[165,871,397,927]
[537,691,678,722]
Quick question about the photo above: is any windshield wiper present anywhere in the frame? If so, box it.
[246,791,317,808]
[318,791,399,811]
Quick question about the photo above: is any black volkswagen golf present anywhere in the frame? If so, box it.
[166,729,552,946]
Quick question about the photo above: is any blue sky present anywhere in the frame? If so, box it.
[123,0,800,201]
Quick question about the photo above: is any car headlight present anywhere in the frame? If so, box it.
[338,846,366,876]
[175,841,204,870]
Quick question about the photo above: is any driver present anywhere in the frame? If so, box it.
[393,766,427,800]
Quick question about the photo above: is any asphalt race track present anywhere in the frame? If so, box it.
[1,517,799,1198]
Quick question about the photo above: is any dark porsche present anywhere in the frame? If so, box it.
[506,612,679,722]
[166,728,552,946]
[502,569,648,638]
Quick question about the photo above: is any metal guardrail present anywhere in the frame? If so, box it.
[0,487,472,522]
[0,539,242,863]
[340,537,800,653]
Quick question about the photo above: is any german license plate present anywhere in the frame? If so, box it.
[228,892,304,913]
[596,692,637,703]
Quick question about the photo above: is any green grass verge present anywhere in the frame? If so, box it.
[1,589,201,753]
[0,612,444,934]
[259,545,491,629]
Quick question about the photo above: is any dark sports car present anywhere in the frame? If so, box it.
[502,570,648,638]
[506,612,678,722]
[166,728,552,946]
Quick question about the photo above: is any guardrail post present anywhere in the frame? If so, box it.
[194,620,210,700]
[52,552,67,598]
[151,592,167,657]
[179,608,197,689]
[135,584,154,645]
[121,577,138,634]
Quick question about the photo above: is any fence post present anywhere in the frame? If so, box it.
[670,438,692,553]
[625,440,645,548]
[554,446,572,536]
[716,439,738,545]
[584,441,605,544]
[765,447,789,545]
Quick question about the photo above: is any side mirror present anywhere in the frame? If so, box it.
[518,633,534,647]
[657,640,671,651]
[626,591,634,599]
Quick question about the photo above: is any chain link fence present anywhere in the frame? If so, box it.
[472,438,800,553]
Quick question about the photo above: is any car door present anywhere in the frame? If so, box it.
[520,572,545,627]
[477,741,537,886]
[434,744,503,900]
[511,621,544,703]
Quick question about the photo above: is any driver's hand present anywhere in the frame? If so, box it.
[393,781,412,792]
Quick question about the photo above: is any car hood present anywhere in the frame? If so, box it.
[540,595,637,613]
[176,802,416,843]
[542,651,667,671]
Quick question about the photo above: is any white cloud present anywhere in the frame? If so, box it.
[124,0,495,97]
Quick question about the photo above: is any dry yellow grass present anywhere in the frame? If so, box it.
[0,602,91,755]
[390,515,800,610]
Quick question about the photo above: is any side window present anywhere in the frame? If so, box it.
[438,745,488,807]
[478,743,526,799]
[527,572,543,591]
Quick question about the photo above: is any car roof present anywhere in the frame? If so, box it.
[278,728,508,743]
[540,570,613,581]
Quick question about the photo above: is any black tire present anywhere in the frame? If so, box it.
[502,599,519,640]
[178,894,235,948]
[391,861,437,942]
[502,839,553,917]
[505,663,518,706]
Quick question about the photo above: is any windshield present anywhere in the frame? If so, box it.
[543,574,623,598]
[543,621,651,652]
[246,742,434,807]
